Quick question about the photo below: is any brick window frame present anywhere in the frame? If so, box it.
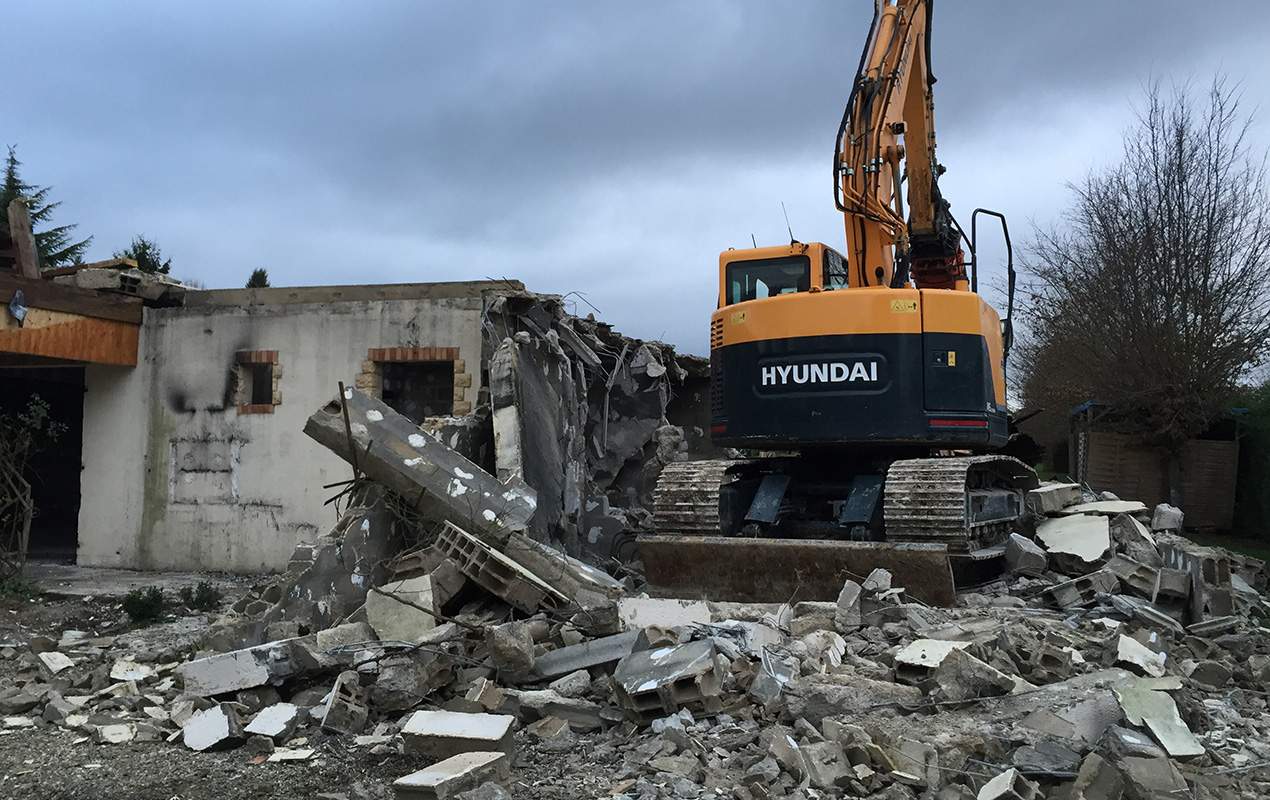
[234,350,281,415]
[356,346,471,417]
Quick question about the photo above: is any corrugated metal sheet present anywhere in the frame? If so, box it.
[1083,431,1237,529]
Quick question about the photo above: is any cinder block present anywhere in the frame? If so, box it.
[401,710,515,759]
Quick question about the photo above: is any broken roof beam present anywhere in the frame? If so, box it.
[304,388,536,545]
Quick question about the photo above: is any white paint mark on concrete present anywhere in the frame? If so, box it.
[482,509,497,522]
[404,458,424,468]
[454,468,474,480]
[351,422,368,436]
[366,410,383,422]
[408,434,427,448]
[344,388,353,400]
[447,479,468,497]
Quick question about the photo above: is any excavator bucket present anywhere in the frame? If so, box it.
[637,535,957,607]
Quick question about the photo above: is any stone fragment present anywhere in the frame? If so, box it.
[268,747,316,761]
[1011,741,1081,778]
[547,669,591,699]
[244,702,301,741]
[109,659,154,682]
[366,576,437,643]
[462,678,505,713]
[393,751,511,800]
[1057,501,1148,517]
[370,651,454,712]
[1005,534,1047,577]
[94,723,136,744]
[1115,685,1203,759]
[401,710,515,760]
[38,651,75,675]
[1183,659,1231,689]
[1070,753,1124,800]
[485,622,535,676]
[1114,636,1167,678]
[0,691,40,714]
[892,639,971,685]
[929,649,1021,702]
[321,671,368,734]
[1150,504,1183,532]
[1110,514,1160,567]
[1116,756,1187,799]
[834,580,863,631]
[454,783,511,800]
[525,715,570,741]
[977,768,1040,800]
[800,740,851,790]
[617,598,710,629]
[183,702,245,752]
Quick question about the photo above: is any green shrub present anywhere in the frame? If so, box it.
[122,586,166,624]
[178,581,223,611]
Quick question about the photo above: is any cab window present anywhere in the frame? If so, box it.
[823,247,849,290]
[725,256,810,305]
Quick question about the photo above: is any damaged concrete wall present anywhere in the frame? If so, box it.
[78,282,512,573]
[482,292,714,558]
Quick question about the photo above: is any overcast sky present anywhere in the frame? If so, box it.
[9,1,1270,353]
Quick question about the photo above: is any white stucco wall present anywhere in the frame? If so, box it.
[77,283,496,573]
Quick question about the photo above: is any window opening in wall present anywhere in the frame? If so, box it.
[246,363,274,405]
[380,361,454,424]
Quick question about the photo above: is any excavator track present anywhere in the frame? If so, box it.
[883,455,1038,552]
[651,459,738,536]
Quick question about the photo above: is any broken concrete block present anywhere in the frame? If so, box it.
[529,631,638,681]
[892,639,971,685]
[305,389,535,545]
[37,651,75,676]
[800,740,852,790]
[748,649,799,707]
[366,576,437,643]
[500,688,604,731]
[267,747,316,762]
[1005,534,1047,577]
[321,671,368,734]
[179,640,297,697]
[1114,636,1167,678]
[393,751,511,800]
[1104,555,1160,599]
[1047,570,1120,609]
[612,639,725,722]
[1036,515,1110,574]
[402,710,515,759]
[435,522,569,613]
[834,580,863,631]
[183,702,245,751]
[109,659,154,682]
[976,768,1040,800]
[1150,504,1183,532]
[1011,740,1081,779]
[1058,500,1148,517]
[244,702,301,741]
[1026,482,1081,514]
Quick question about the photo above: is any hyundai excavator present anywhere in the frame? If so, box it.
[641,0,1038,605]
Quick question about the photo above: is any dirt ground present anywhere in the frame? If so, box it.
[0,588,623,800]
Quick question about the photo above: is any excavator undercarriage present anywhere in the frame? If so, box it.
[644,454,1038,605]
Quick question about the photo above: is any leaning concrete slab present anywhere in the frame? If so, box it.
[182,703,245,752]
[434,521,570,613]
[305,388,536,545]
[612,639,726,722]
[244,702,301,741]
[401,710,515,759]
[366,576,437,643]
[178,640,297,697]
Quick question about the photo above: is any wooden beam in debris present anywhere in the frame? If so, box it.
[6,199,40,279]
[304,388,537,545]
[0,272,143,324]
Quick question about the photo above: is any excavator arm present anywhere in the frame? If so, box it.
[834,0,963,290]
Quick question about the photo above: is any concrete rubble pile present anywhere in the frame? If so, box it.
[6,415,1270,799]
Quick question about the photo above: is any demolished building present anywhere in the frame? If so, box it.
[1,268,711,572]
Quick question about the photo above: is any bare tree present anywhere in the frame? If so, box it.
[1017,79,1270,504]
